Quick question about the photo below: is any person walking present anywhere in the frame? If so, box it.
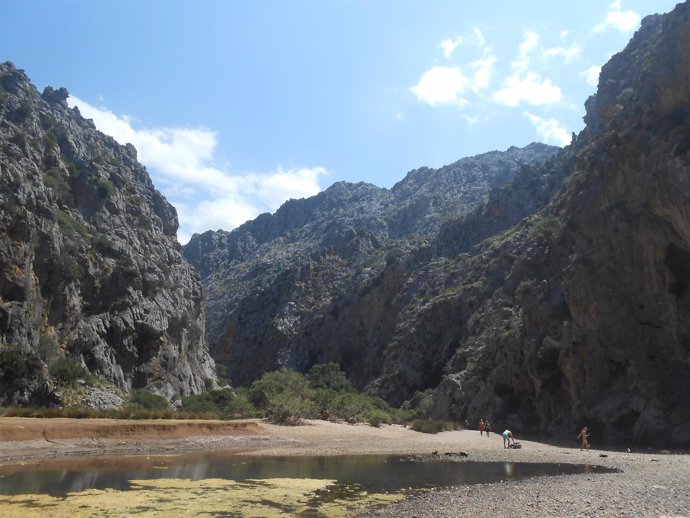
[485,420,492,437]
[479,419,485,436]
[577,426,590,450]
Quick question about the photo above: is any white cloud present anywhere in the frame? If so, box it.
[595,0,641,32]
[410,66,470,107]
[543,42,582,62]
[440,27,488,59]
[440,37,463,59]
[491,30,564,108]
[524,111,571,146]
[469,56,496,92]
[512,31,538,73]
[69,96,326,244]
[493,72,562,107]
[413,28,494,108]
[582,65,601,87]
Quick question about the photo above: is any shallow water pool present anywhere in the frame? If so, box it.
[0,452,617,496]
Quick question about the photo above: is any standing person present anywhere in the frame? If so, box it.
[502,429,514,448]
[479,419,485,436]
[577,426,590,451]
[485,420,492,437]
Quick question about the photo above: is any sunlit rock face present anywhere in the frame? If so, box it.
[0,62,217,404]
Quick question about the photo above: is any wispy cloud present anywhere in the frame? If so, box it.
[69,96,326,243]
[511,31,538,73]
[440,28,487,59]
[595,0,641,32]
[543,42,582,62]
[524,111,572,146]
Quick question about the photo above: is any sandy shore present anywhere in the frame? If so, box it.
[0,417,687,517]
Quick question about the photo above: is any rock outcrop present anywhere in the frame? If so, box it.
[185,2,690,447]
[0,62,217,404]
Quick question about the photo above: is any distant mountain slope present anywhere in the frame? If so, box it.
[184,142,560,387]
[0,63,217,405]
[185,2,690,447]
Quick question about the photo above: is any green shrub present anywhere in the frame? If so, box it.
[264,391,316,425]
[55,209,89,239]
[249,368,315,424]
[307,362,354,392]
[49,356,91,386]
[180,388,257,418]
[0,349,44,401]
[9,100,31,123]
[38,334,59,363]
[93,235,116,255]
[409,419,459,434]
[127,389,170,410]
[96,178,116,199]
[57,251,81,280]
[43,170,73,202]
[401,391,435,420]
[180,392,217,414]
[364,408,392,428]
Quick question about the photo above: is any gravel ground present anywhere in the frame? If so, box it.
[0,418,687,517]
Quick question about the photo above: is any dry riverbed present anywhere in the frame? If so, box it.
[0,417,687,517]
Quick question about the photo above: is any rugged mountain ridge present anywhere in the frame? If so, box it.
[184,143,559,386]
[185,2,690,446]
[0,63,217,405]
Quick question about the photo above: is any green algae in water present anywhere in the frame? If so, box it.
[0,477,404,518]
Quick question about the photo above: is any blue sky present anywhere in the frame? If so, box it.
[2,0,680,243]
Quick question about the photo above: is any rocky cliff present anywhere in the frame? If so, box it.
[0,63,217,405]
[184,143,559,387]
[383,3,690,447]
[185,2,690,447]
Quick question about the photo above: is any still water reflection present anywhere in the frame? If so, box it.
[0,453,617,497]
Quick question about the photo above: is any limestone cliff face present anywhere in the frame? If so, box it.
[0,63,217,404]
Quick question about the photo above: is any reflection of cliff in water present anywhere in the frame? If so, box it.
[0,452,619,497]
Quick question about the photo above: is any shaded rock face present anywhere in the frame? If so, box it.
[186,2,690,447]
[0,63,217,403]
[429,5,690,447]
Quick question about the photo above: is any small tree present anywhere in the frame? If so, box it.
[249,368,315,424]
[306,362,355,392]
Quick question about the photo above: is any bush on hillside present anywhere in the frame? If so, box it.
[49,356,93,386]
